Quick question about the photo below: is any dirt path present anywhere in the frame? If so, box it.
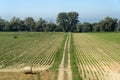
[57,33,72,80]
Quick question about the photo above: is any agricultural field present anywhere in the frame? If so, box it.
[73,33,120,80]
[0,32,66,72]
[0,32,120,80]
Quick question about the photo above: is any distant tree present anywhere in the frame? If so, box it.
[55,25,63,32]
[19,20,25,31]
[46,21,56,32]
[98,17,118,32]
[76,23,83,32]
[57,12,68,32]
[35,18,46,32]
[116,20,120,32]
[4,21,11,31]
[0,14,120,32]
[9,17,23,31]
[68,12,79,32]
[82,22,92,32]
[0,18,6,31]
[92,23,101,32]
[57,12,79,32]
[24,17,35,31]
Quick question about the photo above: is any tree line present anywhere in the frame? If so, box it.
[0,12,120,32]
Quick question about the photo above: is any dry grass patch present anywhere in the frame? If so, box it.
[0,70,55,80]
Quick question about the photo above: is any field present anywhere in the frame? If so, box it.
[0,32,120,80]
[73,33,120,80]
[0,32,65,72]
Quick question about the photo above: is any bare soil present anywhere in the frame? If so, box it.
[0,70,55,80]
[57,33,72,80]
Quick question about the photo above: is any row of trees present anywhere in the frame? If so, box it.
[0,17,59,32]
[0,12,120,32]
[76,17,120,32]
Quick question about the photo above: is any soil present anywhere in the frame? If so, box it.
[57,33,72,80]
[0,70,55,80]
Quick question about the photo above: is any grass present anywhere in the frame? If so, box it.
[0,72,36,80]
[49,33,67,70]
[0,32,65,69]
[87,32,120,59]
[49,32,67,80]
[70,33,82,80]
[87,32,120,43]
[0,32,66,80]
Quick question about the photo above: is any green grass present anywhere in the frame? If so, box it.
[49,33,67,80]
[70,33,82,80]
[87,32,120,43]
[0,32,67,80]
[50,33,67,70]
[0,32,65,69]
[87,32,120,59]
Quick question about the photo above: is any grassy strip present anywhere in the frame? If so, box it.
[64,35,68,68]
[70,33,83,80]
[49,32,67,79]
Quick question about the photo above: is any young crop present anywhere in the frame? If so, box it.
[0,32,65,72]
[73,33,120,80]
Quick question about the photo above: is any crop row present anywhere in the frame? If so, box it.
[73,33,120,80]
[0,32,65,70]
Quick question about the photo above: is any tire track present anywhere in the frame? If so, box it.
[57,33,72,80]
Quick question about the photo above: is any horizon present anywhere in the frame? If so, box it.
[0,0,120,23]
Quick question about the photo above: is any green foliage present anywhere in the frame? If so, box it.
[24,17,35,31]
[98,16,118,32]
[0,13,120,32]
[117,20,120,31]
[82,22,93,32]
[35,18,46,32]
[46,21,57,32]
[76,23,83,32]
[57,12,79,32]
[0,18,6,31]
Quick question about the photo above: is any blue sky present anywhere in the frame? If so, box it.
[0,0,120,22]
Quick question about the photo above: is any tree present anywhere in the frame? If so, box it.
[9,17,23,31]
[0,18,6,31]
[76,23,83,32]
[35,18,46,32]
[18,20,25,31]
[98,17,118,32]
[24,17,35,31]
[4,21,11,31]
[57,12,68,32]
[117,20,120,32]
[68,12,79,32]
[55,25,63,32]
[82,22,92,32]
[92,23,101,32]
[46,21,56,32]
[57,12,79,32]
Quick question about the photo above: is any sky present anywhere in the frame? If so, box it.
[0,0,120,23]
